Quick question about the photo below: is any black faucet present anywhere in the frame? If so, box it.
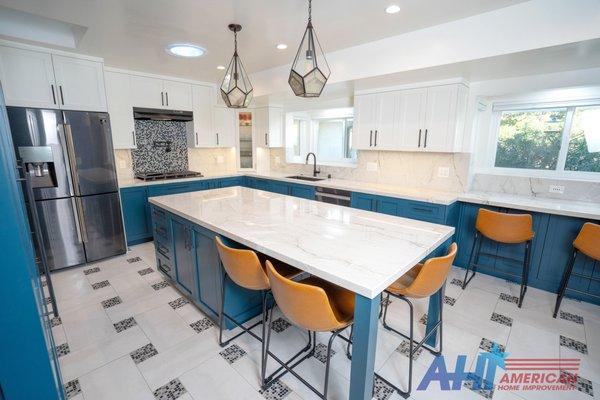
[305,152,321,177]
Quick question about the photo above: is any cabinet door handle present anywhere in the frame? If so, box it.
[165,92,169,107]
[374,130,378,147]
[424,129,428,148]
[418,129,422,148]
[216,133,219,146]
[265,133,268,146]
[161,92,164,106]
[369,130,373,147]
[50,85,56,105]
[132,130,136,146]
[195,131,199,146]
[59,85,65,105]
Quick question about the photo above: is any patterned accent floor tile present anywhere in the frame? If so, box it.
[151,280,170,290]
[396,340,423,360]
[91,280,110,290]
[51,316,62,327]
[373,375,395,400]
[64,379,81,399]
[271,317,291,333]
[561,371,594,397]
[259,379,292,400]
[114,316,137,333]
[463,373,494,399]
[101,296,122,309]
[419,314,428,325]
[190,317,214,334]
[499,292,519,304]
[560,310,584,325]
[153,378,187,400]
[490,312,513,327]
[219,344,247,364]
[127,256,142,263]
[313,343,337,364]
[56,343,70,358]
[479,338,505,353]
[138,267,154,276]
[444,296,456,306]
[450,278,463,287]
[130,343,158,364]
[168,297,189,310]
[83,266,100,275]
[560,335,588,355]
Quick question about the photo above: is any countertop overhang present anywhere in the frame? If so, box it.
[149,187,455,299]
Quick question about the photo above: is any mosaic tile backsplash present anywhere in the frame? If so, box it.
[131,120,189,174]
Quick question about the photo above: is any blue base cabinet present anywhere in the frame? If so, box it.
[120,186,151,245]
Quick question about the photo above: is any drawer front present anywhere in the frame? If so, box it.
[403,201,445,223]
[156,252,174,279]
[219,177,243,188]
[155,239,172,260]
[148,183,194,197]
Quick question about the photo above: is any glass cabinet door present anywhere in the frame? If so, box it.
[238,111,254,169]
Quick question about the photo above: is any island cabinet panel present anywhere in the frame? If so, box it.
[172,217,198,298]
[290,184,315,200]
[219,177,244,188]
[120,186,151,245]
[193,225,221,313]
[350,192,377,211]
[266,180,290,195]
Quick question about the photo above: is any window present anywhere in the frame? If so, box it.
[492,103,600,176]
[285,108,356,166]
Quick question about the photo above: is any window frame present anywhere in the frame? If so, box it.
[486,101,600,181]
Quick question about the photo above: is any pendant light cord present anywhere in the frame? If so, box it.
[308,0,312,22]
[234,30,238,54]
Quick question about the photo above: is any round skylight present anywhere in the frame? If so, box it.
[166,44,205,58]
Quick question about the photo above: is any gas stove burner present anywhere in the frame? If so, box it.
[135,171,203,181]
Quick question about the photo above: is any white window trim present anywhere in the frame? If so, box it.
[484,102,600,181]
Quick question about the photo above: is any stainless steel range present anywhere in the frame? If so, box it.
[135,171,203,181]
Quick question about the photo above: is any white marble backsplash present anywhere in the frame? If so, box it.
[269,148,470,193]
[470,173,600,203]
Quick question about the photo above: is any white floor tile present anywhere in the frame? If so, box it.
[61,302,117,351]
[134,303,195,353]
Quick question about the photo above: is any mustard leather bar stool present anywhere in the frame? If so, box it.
[263,260,354,399]
[215,236,305,385]
[379,243,457,398]
[553,222,600,318]
[462,208,534,308]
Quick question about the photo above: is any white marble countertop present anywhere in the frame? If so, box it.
[149,187,455,299]
[459,192,600,220]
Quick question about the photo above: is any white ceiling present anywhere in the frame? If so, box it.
[0,0,528,82]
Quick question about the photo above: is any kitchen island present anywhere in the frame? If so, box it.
[149,186,455,400]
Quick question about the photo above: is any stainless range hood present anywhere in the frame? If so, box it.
[133,107,193,122]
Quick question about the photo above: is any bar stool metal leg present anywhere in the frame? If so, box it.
[462,233,482,289]
[553,250,578,318]
[518,240,532,308]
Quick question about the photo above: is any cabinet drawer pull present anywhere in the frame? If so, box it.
[424,129,428,148]
[157,245,170,258]
[158,259,171,272]
[59,85,65,105]
[50,84,56,105]
[418,129,422,148]
[161,92,164,106]
[132,130,136,146]
[165,92,169,107]
[217,133,219,146]
[195,132,199,146]
[155,226,167,236]
[374,130,378,147]
[412,207,434,213]
[369,130,373,147]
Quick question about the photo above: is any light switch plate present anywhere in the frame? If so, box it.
[549,185,565,194]
[216,156,224,164]
[438,167,450,178]
[366,162,378,172]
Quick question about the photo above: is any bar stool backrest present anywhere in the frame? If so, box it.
[266,260,343,332]
[404,243,458,299]
[476,208,534,244]
[215,236,269,290]
[574,222,600,261]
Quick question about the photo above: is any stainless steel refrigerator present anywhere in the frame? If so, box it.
[8,108,126,270]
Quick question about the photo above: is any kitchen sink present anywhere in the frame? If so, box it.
[286,175,325,182]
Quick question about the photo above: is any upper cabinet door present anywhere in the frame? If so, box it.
[397,88,427,150]
[163,80,192,111]
[372,92,397,150]
[423,85,458,152]
[105,71,135,149]
[190,85,214,147]
[254,108,267,147]
[52,55,107,112]
[0,46,58,109]
[213,107,235,147]
[267,107,283,147]
[130,75,164,109]
[353,94,377,150]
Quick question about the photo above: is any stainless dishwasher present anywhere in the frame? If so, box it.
[314,186,352,207]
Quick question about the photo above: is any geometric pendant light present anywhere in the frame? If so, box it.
[220,23,253,108]
[288,0,330,97]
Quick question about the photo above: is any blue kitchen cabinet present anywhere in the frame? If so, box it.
[350,192,378,211]
[267,180,290,195]
[402,200,447,224]
[147,181,199,197]
[120,186,151,245]
[378,196,403,216]
[172,217,197,298]
[253,178,269,191]
[219,176,244,188]
[290,183,315,200]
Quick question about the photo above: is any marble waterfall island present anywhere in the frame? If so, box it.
[148,186,455,400]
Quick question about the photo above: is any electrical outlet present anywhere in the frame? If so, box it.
[549,185,565,194]
[216,155,224,164]
[366,162,378,172]
[438,167,450,178]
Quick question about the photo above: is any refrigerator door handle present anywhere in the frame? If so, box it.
[63,123,81,196]
[57,124,75,196]
[71,198,84,244]
[74,197,88,243]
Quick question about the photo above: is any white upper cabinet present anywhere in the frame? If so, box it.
[353,82,468,153]
[130,75,192,111]
[52,55,106,112]
[0,45,107,111]
[189,84,214,147]
[255,106,283,148]
[213,106,235,147]
[105,71,135,149]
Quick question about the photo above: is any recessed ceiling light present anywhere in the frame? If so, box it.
[166,43,205,58]
[385,4,401,14]
[276,43,288,50]
[217,65,226,70]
